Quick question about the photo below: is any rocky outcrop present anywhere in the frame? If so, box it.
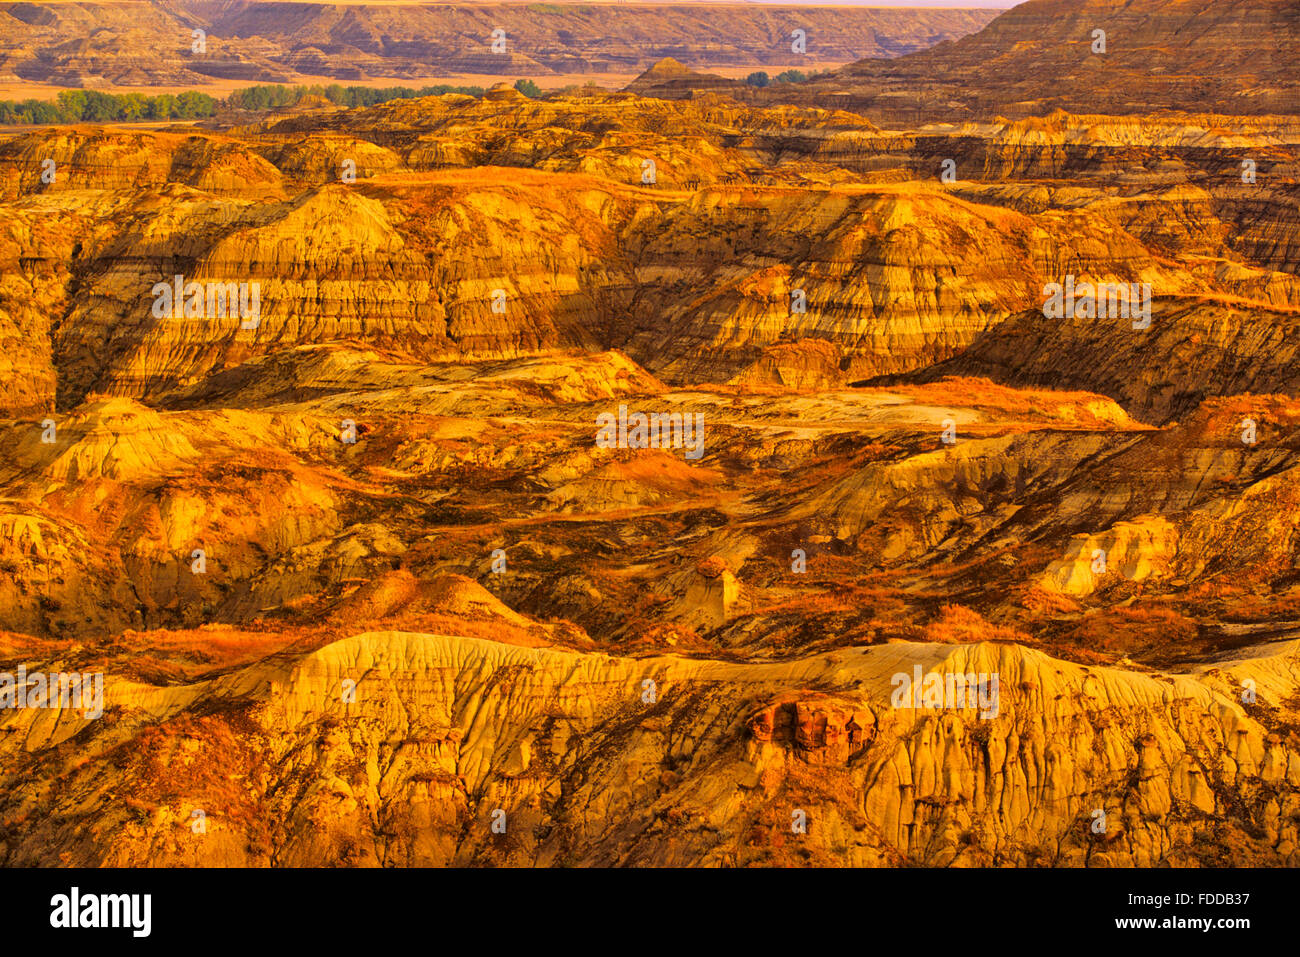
[731,339,847,391]
[621,182,1197,383]
[1,632,1294,866]
[0,129,286,199]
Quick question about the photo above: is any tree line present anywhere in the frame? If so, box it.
[0,79,551,126]
[743,69,831,88]
[223,82,489,111]
[0,90,218,125]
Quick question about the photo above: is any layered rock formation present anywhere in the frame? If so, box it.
[631,0,1300,122]
[0,1,998,88]
[3,338,1300,867]
[3,632,1296,866]
[912,298,1300,423]
[1,85,1294,414]
[0,0,1298,870]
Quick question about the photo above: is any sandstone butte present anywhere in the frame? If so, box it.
[0,0,1297,868]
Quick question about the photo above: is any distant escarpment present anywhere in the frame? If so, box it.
[0,1,998,87]
[630,0,1300,122]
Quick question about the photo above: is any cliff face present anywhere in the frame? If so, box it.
[620,183,1197,383]
[865,0,1300,115]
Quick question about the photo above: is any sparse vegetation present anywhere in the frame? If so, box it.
[225,82,485,111]
[0,82,490,126]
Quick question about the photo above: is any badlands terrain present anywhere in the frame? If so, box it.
[634,0,1300,120]
[0,0,1299,867]
[0,1,998,92]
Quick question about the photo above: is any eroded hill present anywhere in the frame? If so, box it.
[0,10,1298,867]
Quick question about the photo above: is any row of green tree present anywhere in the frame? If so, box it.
[0,78,548,126]
[223,82,490,111]
[743,69,831,88]
[0,89,218,125]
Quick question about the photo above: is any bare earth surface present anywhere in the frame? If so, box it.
[0,0,1297,868]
